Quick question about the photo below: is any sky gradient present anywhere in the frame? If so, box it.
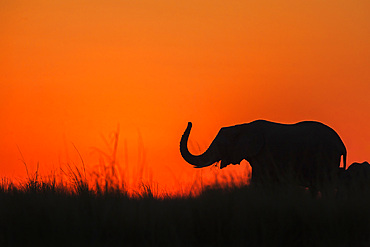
[1,1,369,193]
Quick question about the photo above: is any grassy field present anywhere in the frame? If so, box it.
[1,169,370,247]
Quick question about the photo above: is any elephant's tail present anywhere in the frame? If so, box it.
[342,150,347,170]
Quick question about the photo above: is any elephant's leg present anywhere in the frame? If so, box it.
[311,153,341,197]
[250,166,260,185]
[250,164,266,185]
[250,162,278,186]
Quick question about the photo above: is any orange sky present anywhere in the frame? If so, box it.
[1,1,369,193]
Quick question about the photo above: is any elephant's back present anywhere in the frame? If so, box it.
[242,120,346,151]
[260,120,346,152]
[294,121,346,152]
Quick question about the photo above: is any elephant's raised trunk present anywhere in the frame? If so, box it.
[180,122,220,168]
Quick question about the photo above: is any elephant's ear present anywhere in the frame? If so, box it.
[239,131,264,158]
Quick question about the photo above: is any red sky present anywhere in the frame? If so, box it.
[1,1,369,193]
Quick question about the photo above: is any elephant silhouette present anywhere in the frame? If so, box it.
[180,120,346,190]
[340,162,370,191]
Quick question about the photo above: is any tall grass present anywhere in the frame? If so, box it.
[1,164,370,246]
[3,135,369,246]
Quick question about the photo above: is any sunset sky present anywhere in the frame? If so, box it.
[1,1,369,193]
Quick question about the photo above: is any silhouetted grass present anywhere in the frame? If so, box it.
[1,170,370,247]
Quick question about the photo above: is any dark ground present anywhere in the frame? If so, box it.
[1,178,370,247]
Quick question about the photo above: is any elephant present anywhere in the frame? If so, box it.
[340,162,370,191]
[180,120,347,189]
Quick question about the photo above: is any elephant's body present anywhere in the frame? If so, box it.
[180,120,346,189]
[241,121,346,186]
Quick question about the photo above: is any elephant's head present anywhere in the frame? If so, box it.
[180,122,264,169]
[340,161,370,191]
[346,162,370,180]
